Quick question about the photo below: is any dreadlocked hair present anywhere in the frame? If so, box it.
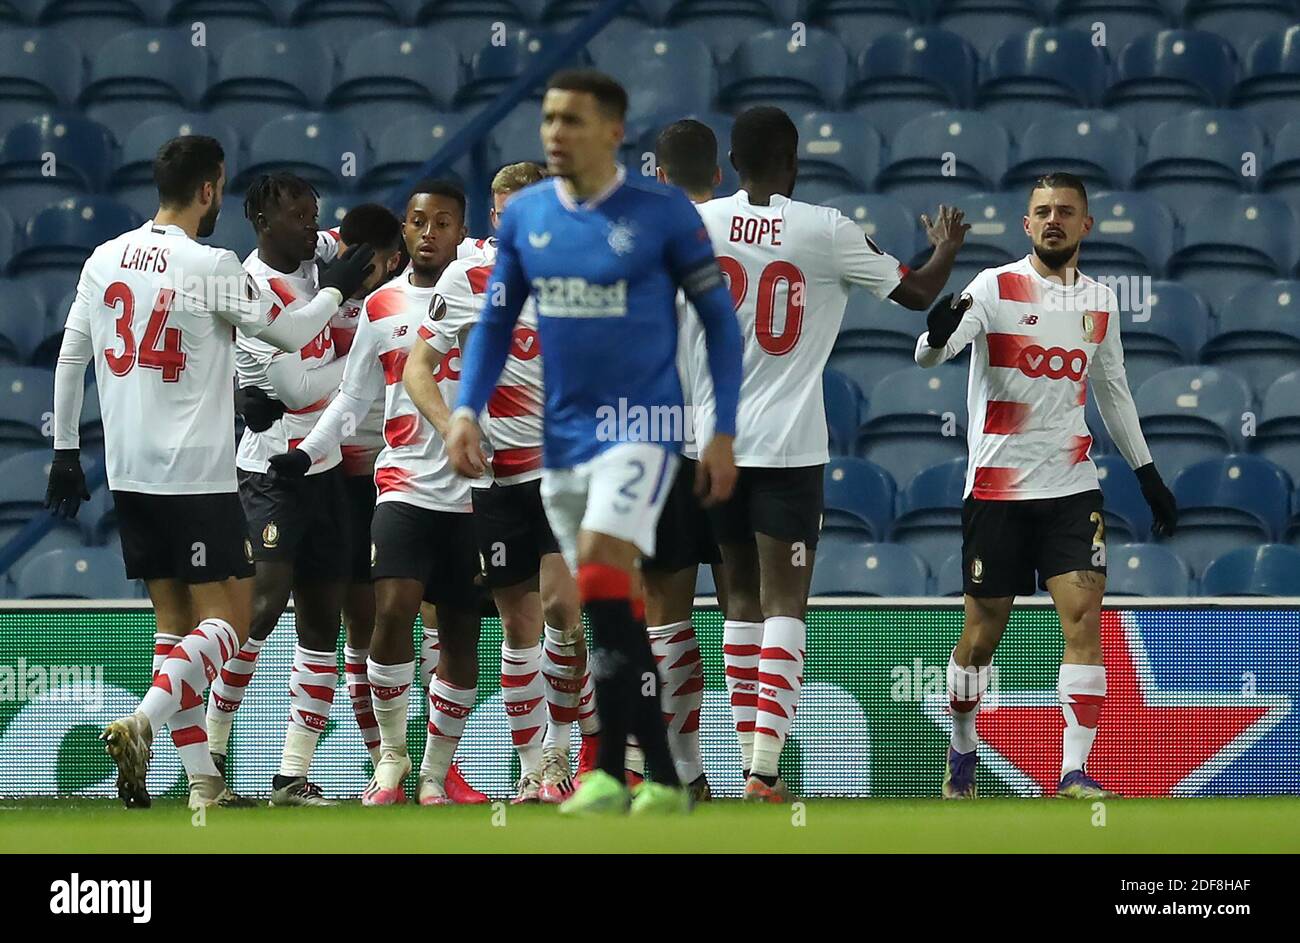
[243,172,319,223]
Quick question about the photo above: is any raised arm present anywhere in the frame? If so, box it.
[888,206,970,311]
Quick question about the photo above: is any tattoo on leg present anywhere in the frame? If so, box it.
[1069,571,1105,591]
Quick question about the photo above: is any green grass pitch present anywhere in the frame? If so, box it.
[2,798,1298,853]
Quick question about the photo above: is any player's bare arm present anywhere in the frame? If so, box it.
[889,205,971,310]
[694,432,738,506]
[446,410,488,479]
[403,339,454,438]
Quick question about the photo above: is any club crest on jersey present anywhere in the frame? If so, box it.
[970,556,984,583]
[1081,312,1095,341]
[607,219,635,256]
[262,522,279,549]
[429,293,447,322]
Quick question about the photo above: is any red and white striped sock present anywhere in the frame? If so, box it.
[368,658,414,757]
[648,620,704,784]
[421,677,476,784]
[419,626,440,691]
[723,620,763,771]
[577,668,600,736]
[344,645,380,763]
[205,635,264,756]
[139,619,238,740]
[751,616,805,779]
[1059,663,1106,776]
[154,631,219,780]
[947,654,989,754]
[280,645,338,778]
[502,643,545,775]
[152,632,181,678]
[541,623,583,750]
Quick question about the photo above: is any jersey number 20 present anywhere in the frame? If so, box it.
[716,256,806,356]
[104,282,187,382]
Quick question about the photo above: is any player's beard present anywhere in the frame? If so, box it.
[196,199,221,239]
[1032,239,1078,271]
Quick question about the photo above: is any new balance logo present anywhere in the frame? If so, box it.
[1019,314,1039,325]
[528,231,552,249]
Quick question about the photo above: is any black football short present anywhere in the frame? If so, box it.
[708,464,824,549]
[345,473,377,584]
[471,479,561,589]
[113,490,255,584]
[369,500,480,608]
[643,457,722,572]
[238,467,351,581]
[961,489,1106,597]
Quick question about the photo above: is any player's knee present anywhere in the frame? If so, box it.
[541,594,579,633]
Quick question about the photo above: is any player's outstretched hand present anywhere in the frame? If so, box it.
[268,448,311,480]
[925,293,972,348]
[45,448,90,519]
[920,205,971,250]
[447,414,489,479]
[319,243,376,299]
[1135,463,1177,537]
[235,385,286,433]
[695,434,738,507]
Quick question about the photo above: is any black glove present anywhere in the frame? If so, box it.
[268,448,311,481]
[235,385,286,433]
[1135,462,1177,537]
[926,292,972,348]
[45,448,90,519]
[318,243,376,299]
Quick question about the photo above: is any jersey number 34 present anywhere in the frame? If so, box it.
[103,282,187,382]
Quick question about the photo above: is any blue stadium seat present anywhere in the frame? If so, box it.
[1106,543,1193,596]
[878,111,1010,210]
[1052,1,1172,60]
[1262,120,1300,217]
[1082,191,1175,278]
[938,191,1027,295]
[810,541,929,596]
[486,102,545,170]
[0,365,52,463]
[1201,280,1300,400]
[1167,195,1298,313]
[237,113,370,194]
[0,281,46,367]
[1104,30,1237,131]
[978,28,1107,123]
[807,1,918,59]
[14,547,138,599]
[1254,369,1300,485]
[202,30,334,139]
[1135,366,1253,480]
[935,549,963,596]
[458,30,582,107]
[10,198,143,278]
[111,113,241,220]
[1185,0,1298,61]
[0,446,55,525]
[0,32,84,134]
[1093,454,1152,542]
[77,486,117,545]
[29,0,151,58]
[590,29,716,130]
[328,30,461,128]
[1200,544,1300,596]
[410,5,529,54]
[1003,111,1138,192]
[1134,111,1265,221]
[934,0,1046,57]
[1165,454,1291,575]
[823,367,862,456]
[720,28,851,114]
[0,204,12,271]
[365,112,472,193]
[1114,280,1207,391]
[823,456,895,541]
[890,456,966,572]
[694,562,716,596]
[828,292,923,400]
[845,28,977,137]
[856,364,968,486]
[663,0,787,62]
[289,0,405,58]
[80,29,208,132]
[793,113,883,205]
[0,114,116,226]
[824,192,918,263]
[162,1,280,58]
[1233,25,1300,134]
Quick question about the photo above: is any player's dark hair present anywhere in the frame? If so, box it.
[1031,172,1089,208]
[339,203,402,252]
[153,135,225,208]
[546,68,628,120]
[408,178,467,220]
[655,119,718,194]
[243,172,319,224]
[730,106,798,180]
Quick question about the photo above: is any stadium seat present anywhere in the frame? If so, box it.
[1233,25,1300,134]
[0,281,46,368]
[79,30,208,132]
[1200,281,1300,400]
[0,114,117,226]
[0,32,84,135]
[935,549,963,596]
[1093,454,1152,542]
[1200,543,1300,596]
[1053,1,1172,59]
[978,28,1107,123]
[0,204,12,271]
[1164,454,1292,575]
[828,291,923,400]
[844,28,977,137]
[458,30,583,107]
[487,102,546,170]
[1135,366,1253,480]
[823,367,862,456]
[1171,195,1299,314]
[1082,191,1175,279]
[1114,280,1207,391]
[824,192,918,263]
[823,456,895,541]
[719,28,851,113]
[289,0,405,58]
[807,1,918,59]
[1185,0,1299,61]
[694,562,716,596]
[663,0,789,62]
[29,0,151,58]
[856,364,968,486]
[236,113,370,194]
[934,0,1046,57]
[202,30,335,139]
[10,198,143,279]
[1103,30,1237,131]
[1262,120,1300,216]
[1134,111,1265,221]
[936,191,1027,295]
[878,111,1010,211]
[0,365,52,463]
[14,546,138,599]
[810,541,929,597]
[1106,543,1193,596]
[327,30,461,128]
[1254,369,1300,485]
[890,456,966,572]
[162,0,280,58]
[111,114,241,220]
[590,28,716,130]
[0,446,55,525]
[793,113,883,205]
[1003,111,1138,192]
[365,112,472,193]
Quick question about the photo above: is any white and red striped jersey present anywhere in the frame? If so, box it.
[235,230,342,475]
[419,239,545,486]
[915,255,1152,501]
[692,190,906,467]
[330,295,386,477]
